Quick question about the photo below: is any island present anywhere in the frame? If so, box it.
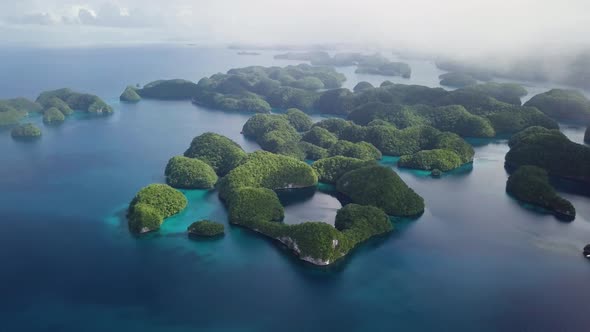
[120,86,141,103]
[439,72,477,87]
[133,79,199,100]
[165,156,218,189]
[506,165,575,220]
[505,126,590,185]
[123,65,346,113]
[524,89,590,124]
[274,52,412,77]
[398,149,464,172]
[0,97,43,126]
[37,88,113,115]
[11,123,41,139]
[128,124,425,265]
[237,51,260,56]
[584,245,590,258]
[130,65,556,139]
[336,165,425,216]
[312,81,556,137]
[43,107,65,124]
[127,184,188,233]
[312,156,376,184]
[184,132,247,176]
[187,220,225,237]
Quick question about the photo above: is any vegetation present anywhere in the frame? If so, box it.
[192,64,345,112]
[127,184,187,233]
[464,82,527,105]
[120,86,141,103]
[11,123,41,138]
[353,82,374,93]
[43,107,65,124]
[218,151,318,201]
[312,156,377,184]
[284,108,312,131]
[506,126,590,184]
[524,89,590,124]
[335,204,392,245]
[228,187,284,226]
[486,106,559,135]
[301,126,338,148]
[184,133,246,176]
[36,88,112,116]
[1,98,43,113]
[506,165,575,220]
[0,107,26,126]
[136,79,199,100]
[187,220,225,237]
[299,141,329,160]
[336,165,425,216]
[439,72,477,87]
[328,140,382,160]
[398,149,463,172]
[43,97,73,116]
[165,156,218,189]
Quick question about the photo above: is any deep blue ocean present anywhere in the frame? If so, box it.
[0,45,589,332]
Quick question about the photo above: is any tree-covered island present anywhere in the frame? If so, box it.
[506,165,575,220]
[128,128,425,265]
[187,220,225,237]
[11,123,41,139]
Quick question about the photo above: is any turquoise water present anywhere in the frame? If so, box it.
[1,46,590,331]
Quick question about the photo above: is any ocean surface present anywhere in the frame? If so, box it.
[0,45,589,332]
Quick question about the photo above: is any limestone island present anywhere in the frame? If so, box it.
[439,72,477,88]
[120,86,141,103]
[165,156,218,189]
[128,128,425,265]
[506,126,590,185]
[11,123,41,139]
[34,88,113,125]
[506,165,576,220]
[0,98,43,126]
[128,184,187,233]
[275,52,412,78]
[524,89,590,124]
[187,220,225,237]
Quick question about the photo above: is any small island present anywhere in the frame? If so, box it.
[184,132,247,176]
[0,98,43,126]
[187,220,225,237]
[120,86,141,103]
[336,165,425,217]
[43,107,65,124]
[506,165,575,220]
[274,52,412,77]
[524,89,590,124]
[439,72,477,87]
[37,88,113,116]
[165,156,218,189]
[312,156,376,184]
[398,149,463,172]
[11,123,41,139]
[128,184,188,233]
[506,126,590,185]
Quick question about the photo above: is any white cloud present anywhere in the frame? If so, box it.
[0,0,587,55]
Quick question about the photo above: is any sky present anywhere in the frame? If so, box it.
[0,0,589,56]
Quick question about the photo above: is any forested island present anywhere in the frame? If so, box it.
[506,165,576,220]
[505,126,590,185]
[188,220,225,237]
[274,52,412,77]
[128,120,426,264]
[1,88,113,139]
[11,123,41,139]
